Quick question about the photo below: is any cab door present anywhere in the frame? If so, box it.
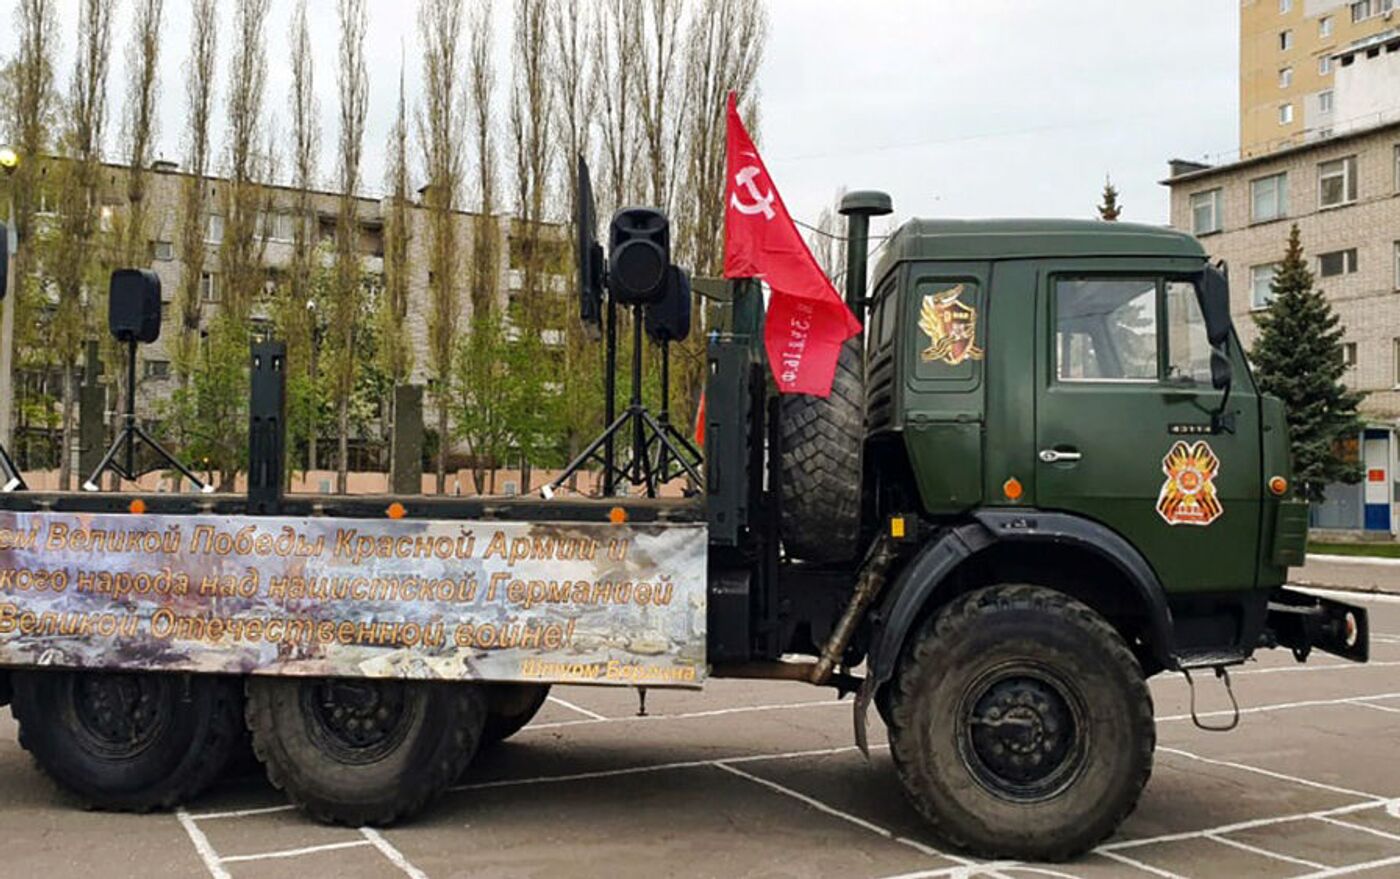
[1033,269,1261,593]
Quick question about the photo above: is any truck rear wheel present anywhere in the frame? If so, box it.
[482,683,550,745]
[10,670,242,811]
[245,677,486,826]
[886,584,1154,861]
[778,338,864,563]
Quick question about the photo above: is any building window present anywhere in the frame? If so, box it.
[1394,144,1400,192]
[1319,90,1334,113]
[1318,247,1358,277]
[1280,0,1293,12]
[1351,0,1393,22]
[1319,155,1358,207]
[1251,264,1280,309]
[200,271,219,302]
[1394,241,1400,289]
[257,211,296,242]
[1320,55,1333,75]
[1279,103,1294,124]
[1320,15,1334,37]
[142,359,170,380]
[1279,67,1293,88]
[150,240,174,261]
[1342,342,1358,368]
[1190,189,1223,235]
[1280,29,1294,51]
[1393,338,1400,386]
[205,213,224,244]
[1251,172,1289,222]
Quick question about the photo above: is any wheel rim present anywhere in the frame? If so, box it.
[66,673,173,758]
[302,679,416,764]
[955,662,1089,803]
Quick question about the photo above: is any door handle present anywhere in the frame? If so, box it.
[1039,448,1083,463]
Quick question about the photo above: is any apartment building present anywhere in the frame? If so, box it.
[1241,0,1399,158]
[1165,121,1400,530]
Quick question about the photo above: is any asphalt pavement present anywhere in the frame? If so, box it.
[0,585,1398,879]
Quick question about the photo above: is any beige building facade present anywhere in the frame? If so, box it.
[1240,0,1398,158]
[1165,120,1400,529]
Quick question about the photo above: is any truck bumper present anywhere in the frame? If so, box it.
[1264,587,1368,663]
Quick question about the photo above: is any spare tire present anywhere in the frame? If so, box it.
[779,338,865,563]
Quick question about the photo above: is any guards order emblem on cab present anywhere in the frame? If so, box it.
[1156,440,1223,526]
[918,284,984,365]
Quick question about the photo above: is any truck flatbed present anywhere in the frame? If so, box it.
[0,490,705,523]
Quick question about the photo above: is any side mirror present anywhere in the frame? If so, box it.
[1210,345,1232,391]
[1197,263,1232,348]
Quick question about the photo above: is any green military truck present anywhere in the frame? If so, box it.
[0,199,1369,863]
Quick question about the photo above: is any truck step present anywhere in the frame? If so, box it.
[1173,649,1248,670]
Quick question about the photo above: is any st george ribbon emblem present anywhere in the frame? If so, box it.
[919,284,984,366]
[1156,440,1223,526]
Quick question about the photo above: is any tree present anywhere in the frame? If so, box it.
[1,0,60,459]
[172,0,217,393]
[378,57,413,488]
[49,0,113,490]
[1097,177,1122,221]
[279,0,322,474]
[467,0,498,317]
[1250,223,1364,501]
[329,0,369,494]
[418,0,466,493]
[451,310,515,494]
[116,0,163,269]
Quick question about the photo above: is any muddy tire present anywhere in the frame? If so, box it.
[10,670,242,811]
[779,338,864,563]
[246,677,486,826]
[887,584,1154,861]
[482,684,550,745]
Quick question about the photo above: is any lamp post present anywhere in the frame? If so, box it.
[0,145,20,452]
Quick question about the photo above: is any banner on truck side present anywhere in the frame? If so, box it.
[0,512,708,687]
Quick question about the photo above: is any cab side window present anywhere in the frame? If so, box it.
[1166,281,1213,384]
[1055,279,1158,381]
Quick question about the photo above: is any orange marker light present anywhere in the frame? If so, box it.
[1002,477,1024,501]
[608,506,628,524]
[128,499,147,515]
[1268,476,1288,496]
[386,502,406,519]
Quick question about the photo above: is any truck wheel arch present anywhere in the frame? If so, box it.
[867,510,1176,701]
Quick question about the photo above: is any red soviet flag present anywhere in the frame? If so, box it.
[722,93,861,397]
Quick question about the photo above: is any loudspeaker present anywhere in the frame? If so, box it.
[576,156,604,330]
[608,207,669,305]
[109,268,162,344]
[645,265,692,344]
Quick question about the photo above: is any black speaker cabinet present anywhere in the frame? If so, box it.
[608,207,670,305]
[645,265,692,344]
[109,268,162,343]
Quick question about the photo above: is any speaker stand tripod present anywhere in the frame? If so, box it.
[83,338,213,493]
[543,303,701,499]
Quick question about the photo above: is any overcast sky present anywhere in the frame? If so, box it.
[0,0,1239,232]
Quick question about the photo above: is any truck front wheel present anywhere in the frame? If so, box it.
[245,677,485,826]
[9,670,242,811]
[887,584,1154,861]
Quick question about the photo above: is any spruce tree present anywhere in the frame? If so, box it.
[1250,223,1364,501]
[1097,177,1122,221]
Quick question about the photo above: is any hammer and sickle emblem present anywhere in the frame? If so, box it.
[730,165,776,220]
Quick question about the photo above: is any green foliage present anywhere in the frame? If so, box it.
[162,311,250,490]
[1250,224,1365,502]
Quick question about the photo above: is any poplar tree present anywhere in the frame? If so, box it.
[1250,223,1364,501]
[418,0,466,493]
[173,0,217,391]
[330,0,369,494]
[379,58,413,488]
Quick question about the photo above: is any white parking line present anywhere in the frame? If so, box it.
[176,809,232,879]
[219,839,372,864]
[528,698,844,731]
[1157,746,1388,801]
[1207,832,1328,869]
[1096,850,1186,879]
[1314,814,1400,844]
[1291,853,1400,878]
[187,803,296,820]
[1158,691,1400,724]
[360,827,429,879]
[546,695,606,721]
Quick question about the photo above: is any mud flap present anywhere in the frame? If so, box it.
[1265,587,1368,663]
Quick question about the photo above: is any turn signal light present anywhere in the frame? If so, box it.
[1268,476,1288,496]
[1002,477,1024,501]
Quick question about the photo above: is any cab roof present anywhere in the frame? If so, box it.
[873,218,1205,277]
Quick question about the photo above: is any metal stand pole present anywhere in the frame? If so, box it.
[602,296,617,495]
